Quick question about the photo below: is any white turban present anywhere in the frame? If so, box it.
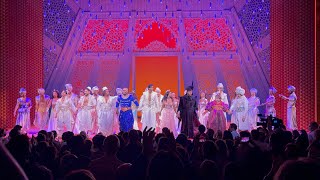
[155,87,161,92]
[288,85,296,92]
[269,87,277,94]
[37,88,45,94]
[65,84,73,89]
[217,83,224,88]
[250,88,258,94]
[116,88,123,94]
[19,88,26,93]
[92,86,99,91]
[235,86,245,95]
[102,87,108,91]
[86,86,92,91]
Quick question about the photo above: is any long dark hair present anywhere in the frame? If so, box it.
[162,90,172,102]
[51,89,60,99]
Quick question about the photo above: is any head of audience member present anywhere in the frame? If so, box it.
[116,163,132,180]
[198,125,206,134]
[92,134,105,151]
[229,123,237,132]
[223,130,233,140]
[6,134,31,166]
[274,158,320,180]
[206,129,215,141]
[157,137,170,152]
[215,130,223,139]
[60,153,79,176]
[28,165,53,180]
[285,143,299,160]
[128,130,139,143]
[68,135,85,156]
[308,141,320,159]
[309,122,319,132]
[200,160,219,180]
[147,151,183,180]
[176,134,188,148]
[251,129,260,141]
[292,130,300,140]
[64,169,96,180]
[202,140,218,161]
[103,135,120,156]
[61,131,74,142]
[79,131,87,140]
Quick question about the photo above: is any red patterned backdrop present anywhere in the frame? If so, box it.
[271,0,315,129]
[0,0,43,128]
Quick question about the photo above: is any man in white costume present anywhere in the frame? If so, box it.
[279,85,297,130]
[65,84,79,107]
[247,88,260,130]
[229,86,249,131]
[155,87,164,132]
[92,86,101,134]
[76,87,97,133]
[138,84,159,130]
[96,87,118,135]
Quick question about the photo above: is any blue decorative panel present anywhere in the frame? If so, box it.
[43,0,76,46]
[237,0,270,45]
[43,47,58,86]
[257,46,270,81]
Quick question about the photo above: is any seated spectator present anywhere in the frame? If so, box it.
[121,130,142,163]
[223,130,233,141]
[308,122,319,144]
[64,169,96,180]
[199,160,218,180]
[251,129,269,152]
[89,135,124,180]
[206,129,215,141]
[229,123,239,140]
[91,134,105,160]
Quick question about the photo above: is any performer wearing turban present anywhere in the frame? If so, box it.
[261,87,277,117]
[229,86,249,131]
[247,88,260,130]
[96,87,118,135]
[65,84,79,107]
[155,87,164,133]
[14,88,32,131]
[35,88,50,130]
[210,83,229,120]
[177,86,198,138]
[279,85,297,130]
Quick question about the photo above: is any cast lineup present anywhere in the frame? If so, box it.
[13,83,297,137]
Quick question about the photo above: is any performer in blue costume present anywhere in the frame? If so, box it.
[116,88,139,132]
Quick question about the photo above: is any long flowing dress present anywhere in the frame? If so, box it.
[206,100,228,132]
[47,98,58,132]
[116,95,139,132]
[155,94,163,133]
[198,98,209,127]
[247,96,260,130]
[230,96,249,131]
[131,102,139,130]
[138,91,159,130]
[16,97,31,131]
[210,91,229,119]
[265,95,276,117]
[55,97,75,134]
[35,95,50,130]
[76,95,96,133]
[286,92,297,130]
[178,95,198,138]
[173,98,181,134]
[96,96,117,136]
[160,98,177,137]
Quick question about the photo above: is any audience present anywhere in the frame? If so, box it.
[0,121,319,180]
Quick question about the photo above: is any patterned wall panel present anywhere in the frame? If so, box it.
[237,0,270,45]
[78,19,129,52]
[257,46,270,80]
[43,48,58,86]
[219,60,249,98]
[69,60,95,93]
[0,0,43,128]
[43,0,77,46]
[96,60,120,94]
[134,18,180,52]
[192,60,217,97]
[271,0,315,130]
[184,18,237,52]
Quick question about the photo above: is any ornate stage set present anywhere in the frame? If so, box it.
[0,0,317,130]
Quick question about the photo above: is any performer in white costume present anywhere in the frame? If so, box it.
[155,87,164,133]
[35,88,50,130]
[247,88,260,130]
[65,84,79,107]
[171,92,181,134]
[47,90,60,132]
[210,83,229,120]
[261,87,277,117]
[96,87,117,135]
[138,84,159,130]
[114,88,123,133]
[54,90,76,135]
[198,92,209,127]
[92,86,101,134]
[229,87,249,131]
[14,88,31,132]
[131,90,139,130]
[76,87,97,133]
[279,85,297,130]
